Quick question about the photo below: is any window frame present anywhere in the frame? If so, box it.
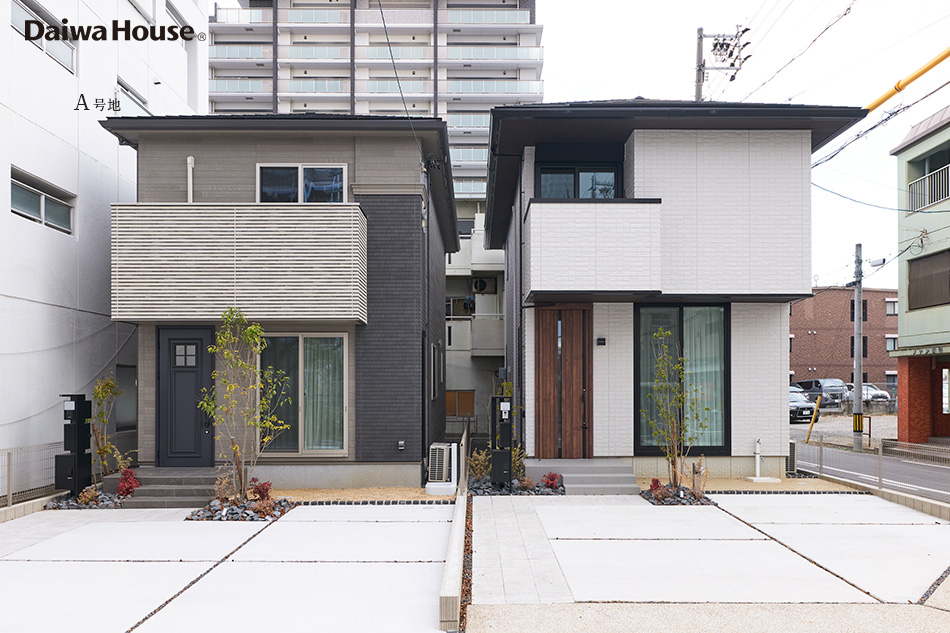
[256,163,348,204]
[885,299,898,316]
[885,335,899,352]
[536,164,622,200]
[259,332,349,457]
[634,303,731,458]
[11,0,76,73]
[11,179,74,234]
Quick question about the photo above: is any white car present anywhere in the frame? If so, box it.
[845,383,891,402]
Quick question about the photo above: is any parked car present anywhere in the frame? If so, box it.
[789,391,819,424]
[844,383,891,402]
[795,379,848,408]
[789,384,805,395]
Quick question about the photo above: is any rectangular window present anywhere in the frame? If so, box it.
[850,299,867,322]
[261,334,346,454]
[538,166,619,199]
[885,299,898,315]
[11,179,73,234]
[637,305,728,455]
[885,373,897,397]
[258,164,346,203]
[12,0,75,72]
[908,250,950,310]
[886,336,898,352]
[850,335,868,358]
[446,390,475,418]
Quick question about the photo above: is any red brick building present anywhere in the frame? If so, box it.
[789,287,899,395]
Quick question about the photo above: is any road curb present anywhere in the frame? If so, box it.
[815,473,950,521]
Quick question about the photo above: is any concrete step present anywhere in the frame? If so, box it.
[135,474,218,487]
[561,473,639,486]
[132,485,216,498]
[525,458,633,479]
[122,496,211,509]
[565,483,641,496]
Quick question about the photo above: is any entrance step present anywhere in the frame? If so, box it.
[103,466,217,508]
[524,458,640,495]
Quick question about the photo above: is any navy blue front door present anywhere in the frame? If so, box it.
[157,328,214,466]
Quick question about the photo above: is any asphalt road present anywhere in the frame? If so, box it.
[796,441,950,504]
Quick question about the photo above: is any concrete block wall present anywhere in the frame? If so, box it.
[632,129,811,297]
[730,303,789,458]
[592,303,635,457]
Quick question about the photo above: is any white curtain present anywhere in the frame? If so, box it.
[683,307,725,446]
[303,337,345,450]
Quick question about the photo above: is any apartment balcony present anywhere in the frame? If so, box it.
[908,163,950,211]
[357,79,433,96]
[443,46,543,70]
[454,179,487,200]
[210,7,272,35]
[209,78,273,102]
[111,204,367,323]
[282,46,351,69]
[447,238,472,275]
[354,9,433,33]
[471,316,504,357]
[444,79,543,103]
[471,235,503,273]
[278,8,349,33]
[442,9,531,25]
[523,200,661,300]
[281,78,351,99]
[209,45,274,70]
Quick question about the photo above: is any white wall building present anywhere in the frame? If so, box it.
[1,0,208,464]
[484,100,866,477]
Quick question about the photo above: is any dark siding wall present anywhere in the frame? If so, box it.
[427,197,447,447]
[355,194,424,462]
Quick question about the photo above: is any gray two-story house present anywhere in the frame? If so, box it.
[102,114,458,488]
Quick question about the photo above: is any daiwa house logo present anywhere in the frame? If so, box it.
[23,18,204,42]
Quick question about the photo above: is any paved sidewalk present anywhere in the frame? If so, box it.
[469,493,950,632]
[0,504,453,632]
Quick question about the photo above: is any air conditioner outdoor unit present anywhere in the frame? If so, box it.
[429,443,453,483]
[472,277,496,294]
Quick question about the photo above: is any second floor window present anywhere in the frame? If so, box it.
[539,166,618,199]
[258,165,346,203]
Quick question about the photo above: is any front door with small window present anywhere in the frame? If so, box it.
[157,328,214,467]
[536,305,592,458]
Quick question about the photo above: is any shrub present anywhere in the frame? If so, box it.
[116,468,141,496]
[78,486,99,505]
[511,445,526,480]
[542,472,560,490]
[468,448,491,480]
[519,475,535,491]
[252,498,275,517]
[249,477,272,502]
[650,478,662,492]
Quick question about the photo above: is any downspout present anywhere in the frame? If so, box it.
[518,154,525,448]
[186,156,194,203]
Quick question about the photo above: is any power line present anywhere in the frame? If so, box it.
[376,0,424,163]
[743,0,858,102]
[812,182,950,213]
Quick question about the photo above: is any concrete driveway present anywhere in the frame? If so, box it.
[0,504,453,633]
[469,493,950,632]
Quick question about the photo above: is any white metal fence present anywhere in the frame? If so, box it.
[908,163,950,211]
[0,442,62,507]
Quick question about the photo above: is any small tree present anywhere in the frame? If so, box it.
[641,328,709,488]
[91,374,124,477]
[198,308,291,500]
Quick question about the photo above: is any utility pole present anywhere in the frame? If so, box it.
[694,26,751,101]
[853,243,863,452]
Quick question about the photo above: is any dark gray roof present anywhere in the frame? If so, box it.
[101,113,459,252]
[891,105,950,155]
[485,99,867,248]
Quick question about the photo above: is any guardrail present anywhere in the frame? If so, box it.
[0,442,61,508]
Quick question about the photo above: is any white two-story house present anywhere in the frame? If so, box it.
[484,100,865,477]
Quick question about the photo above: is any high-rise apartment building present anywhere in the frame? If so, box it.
[2,0,208,497]
[209,0,543,434]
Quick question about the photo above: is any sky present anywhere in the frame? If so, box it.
[535,0,950,290]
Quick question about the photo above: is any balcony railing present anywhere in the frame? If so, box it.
[454,180,487,195]
[448,46,542,61]
[362,79,431,93]
[446,10,531,24]
[450,148,489,163]
[908,163,950,211]
[210,45,271,59]
[284,9,348,23]
[362,46,431,60]
[209,78,272,93]
[111,204,367,322]
[213,8,271,24]
[289,46,347,59]
[446,79,542,94]
[448,113,491,128]
[287,78,348,93]
[471,315,504,357]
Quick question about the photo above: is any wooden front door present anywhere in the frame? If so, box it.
[536,305,592,458]
[157,327,214,467]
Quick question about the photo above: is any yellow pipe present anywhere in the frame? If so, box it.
[805,395,821,444]
[866,45,950,112]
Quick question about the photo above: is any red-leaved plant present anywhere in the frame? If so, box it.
[650,478,662,492]
[542,472,560,490]
[249,477,272,502]
[116,468,141,496]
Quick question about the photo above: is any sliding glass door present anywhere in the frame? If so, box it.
[261,334,346,454]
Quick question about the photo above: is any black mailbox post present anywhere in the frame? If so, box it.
[55,394,92,497]
[490,395,513,486]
